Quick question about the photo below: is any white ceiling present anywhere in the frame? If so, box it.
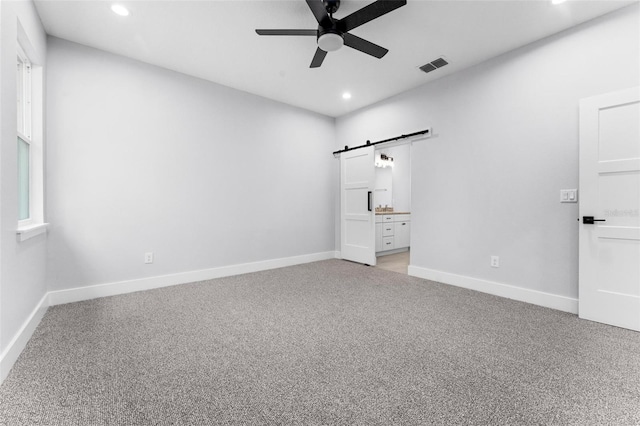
[34,0,635,117]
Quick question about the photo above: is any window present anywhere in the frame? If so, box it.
[17,46,31,140]
[17,46,32,222]
[16,40,46,241]
[18,136,30,221]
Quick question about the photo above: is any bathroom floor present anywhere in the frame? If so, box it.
[375,250,409,275]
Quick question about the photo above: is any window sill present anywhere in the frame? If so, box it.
[16,223,49,242]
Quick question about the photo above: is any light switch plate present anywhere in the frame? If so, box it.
[560,189,578,203]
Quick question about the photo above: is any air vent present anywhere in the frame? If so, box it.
[419,57,448,74]
[431,57,448,68]
[419,63,436,73]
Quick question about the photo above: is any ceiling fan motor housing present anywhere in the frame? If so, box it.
[317,27,344,52]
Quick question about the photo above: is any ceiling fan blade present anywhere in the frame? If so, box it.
[306,0,332,27]
[338,0,407,32]
[310,47,328,68]
[343,33,388,59]
[255,29,317,36]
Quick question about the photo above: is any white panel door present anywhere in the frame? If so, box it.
[375,222,383,252]
[341,146,376,266]
[579,86,640,331]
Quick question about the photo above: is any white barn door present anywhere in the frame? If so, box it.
[341,146,376,266]
[579,87,640,331]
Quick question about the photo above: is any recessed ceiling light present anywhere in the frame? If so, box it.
[111,4,130,16]
[342,92,352,100]
[551,0,567,4]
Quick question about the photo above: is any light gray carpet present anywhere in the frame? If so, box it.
[1,259,639,425]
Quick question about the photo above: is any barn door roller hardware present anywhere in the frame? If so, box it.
[332,128,431,157]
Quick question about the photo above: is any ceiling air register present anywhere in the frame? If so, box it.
[419,57,449,74]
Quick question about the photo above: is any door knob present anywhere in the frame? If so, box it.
[583,216,606,224]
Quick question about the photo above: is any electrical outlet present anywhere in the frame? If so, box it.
[491,256,500,268]
[144,252,154,264]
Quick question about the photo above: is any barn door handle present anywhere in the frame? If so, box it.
[583,216,606,224]
[367,191,372,212]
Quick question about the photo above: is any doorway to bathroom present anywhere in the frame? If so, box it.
[374,143,411,274]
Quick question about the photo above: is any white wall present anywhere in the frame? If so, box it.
[336,5,640,301]
[389,144,411,212]
[46,37,337,291]
[0,0,48,375]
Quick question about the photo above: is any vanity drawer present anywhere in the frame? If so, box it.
[382,215,395,222]
[382,223,394,236]
[382,236,394,250]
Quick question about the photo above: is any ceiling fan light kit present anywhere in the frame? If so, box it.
[318,30,344,52]
[256,0,407,68]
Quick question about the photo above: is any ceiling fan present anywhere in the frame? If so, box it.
[255,0,407,68]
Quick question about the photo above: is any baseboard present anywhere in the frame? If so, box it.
[48,251,337,306]
[408,265,578,314]
[0,293,49,384]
